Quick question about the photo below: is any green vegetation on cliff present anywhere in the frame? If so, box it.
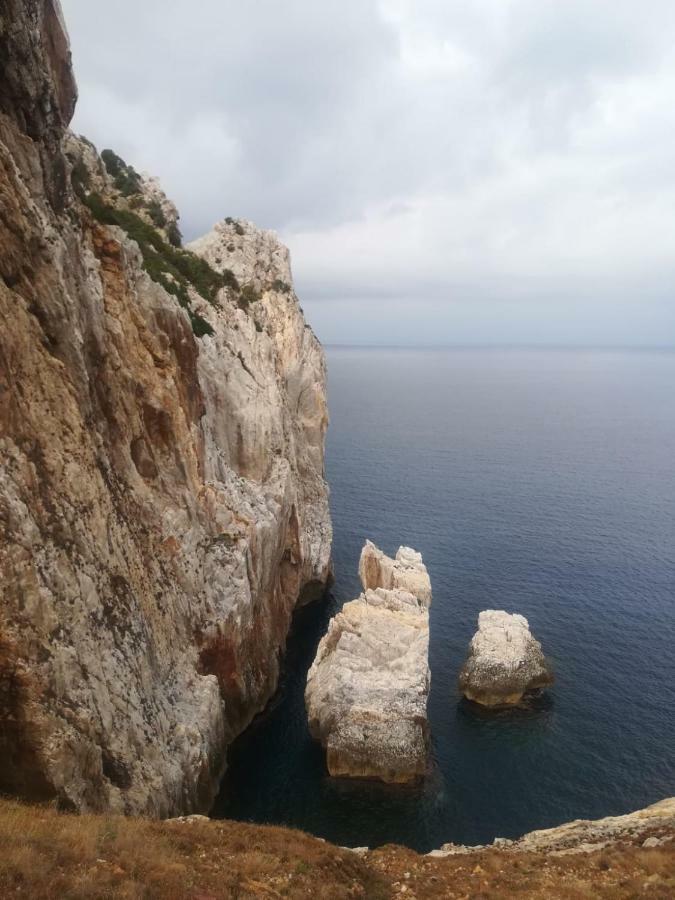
[71,148,272,338]
[73,173,244,338]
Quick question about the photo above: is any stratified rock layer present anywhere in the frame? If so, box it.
[306,543,431,783]
[0,1,330,816]
[458,611,554,707]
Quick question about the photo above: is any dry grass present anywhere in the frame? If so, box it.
[0,799,388,899]
[1,797,673,899]
[369,832,675,898]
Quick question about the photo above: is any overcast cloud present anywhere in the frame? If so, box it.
[62,0,675,345]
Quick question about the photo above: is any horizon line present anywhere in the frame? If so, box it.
[323,342,675,351]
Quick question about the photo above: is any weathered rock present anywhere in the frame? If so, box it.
[305,543,431,783]
[359,540,432,606]
[0,1,330,816]
[188,218,293,298]
[459,610,554,707]
[429,797,675,857]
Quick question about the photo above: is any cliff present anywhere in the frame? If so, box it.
[0,0,331,817]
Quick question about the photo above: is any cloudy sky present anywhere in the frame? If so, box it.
[62,0,675,346]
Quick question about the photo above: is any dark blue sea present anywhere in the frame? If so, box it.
[213,347,675,852]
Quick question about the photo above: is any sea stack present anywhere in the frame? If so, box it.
[305,541,431,783]
[458,611,554,707]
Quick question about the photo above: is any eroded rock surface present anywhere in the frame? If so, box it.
[305,543,431,783]
[430,797,675,857]
[459,610,554,707]
[359,540,432,606]
[0,0,330,816]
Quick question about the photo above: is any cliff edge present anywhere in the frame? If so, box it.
[0,0,331,816]
[0,797,672,898]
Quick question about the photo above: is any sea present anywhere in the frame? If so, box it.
[212,347,675,852]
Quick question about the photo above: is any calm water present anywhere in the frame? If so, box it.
[213,347,675,852]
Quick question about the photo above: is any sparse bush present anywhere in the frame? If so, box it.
[101,148,125,177]
[221,268,240,291]
[238,283,261,310]
[146,200,167,228]
[81,192,224,337]
[189,311,214,337]
[234,222,245,236]
[166,221,182,248]
[114,168,142,197]
[271,278,291,294]
[101,148,142,196]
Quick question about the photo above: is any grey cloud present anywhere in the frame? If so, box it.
[61,0,675,345]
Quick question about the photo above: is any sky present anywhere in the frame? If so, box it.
[62,0,675,346]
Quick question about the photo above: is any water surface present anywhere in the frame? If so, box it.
[213,347,675,851]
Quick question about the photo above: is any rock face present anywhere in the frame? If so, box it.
[459,611,554,707]
[430,797,675,857]
[305,543,431,783]
[359,540,432,607]
[0,1,331,816]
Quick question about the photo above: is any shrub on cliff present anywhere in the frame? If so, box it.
[166,221,182,248]
[238,283,261,310]
[146,200,166,228]
[114,169,142,197]
[80,192,222,338]
[101,148,142,196]
[101,148,125,177]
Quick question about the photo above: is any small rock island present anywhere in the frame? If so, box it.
[459,610,554,707]
[305,541,432,783]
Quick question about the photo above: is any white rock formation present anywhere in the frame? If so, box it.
[359,540,432,606]
[459,611,554,707]
[305,543,431,783]
[0,1,331,817]
[188,218,293,296]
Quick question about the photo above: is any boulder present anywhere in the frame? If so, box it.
[305,542,431,783]
[458,611,554,707]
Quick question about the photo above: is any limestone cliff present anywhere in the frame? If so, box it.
[0,0,331,816]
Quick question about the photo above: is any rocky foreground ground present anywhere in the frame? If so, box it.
[1,797,673,898]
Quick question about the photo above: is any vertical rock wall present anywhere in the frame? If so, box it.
[0,0,331,815]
